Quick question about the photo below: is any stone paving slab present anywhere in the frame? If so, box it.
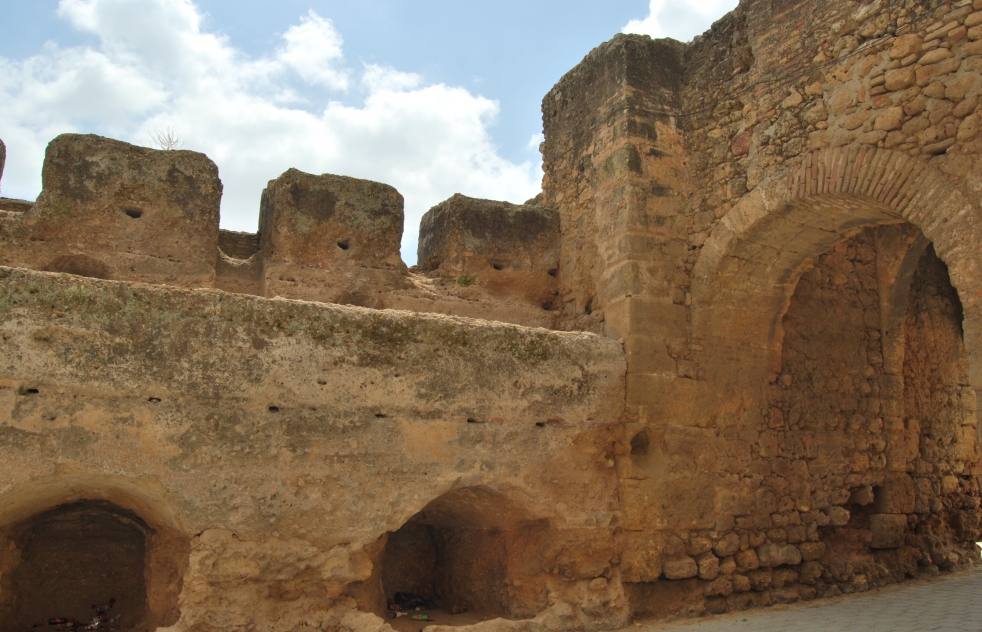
[636,568,982,632]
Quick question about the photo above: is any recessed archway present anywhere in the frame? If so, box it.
[693,147,982,392]
[0,501,149,629]
[378,487,549,628]
[690,146,982,589]
[0,478,190,631]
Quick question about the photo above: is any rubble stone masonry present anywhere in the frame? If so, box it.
[0,0,981,630]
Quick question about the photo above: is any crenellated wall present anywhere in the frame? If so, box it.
[1,0,982,630]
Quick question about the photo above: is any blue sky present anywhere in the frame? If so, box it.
[0,0,736,262]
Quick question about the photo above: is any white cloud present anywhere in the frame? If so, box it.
[623,0,739,42]
[0,0,541,264]
[278,10,348,89]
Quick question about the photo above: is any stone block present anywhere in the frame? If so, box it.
[870,514,907,549]
[619,532,665,582]
[799,542,826,561]
[27,134,222,287]
[827,506,850,526]
[849,485,874,505]
[624,335,677,376]
[697,552,719,580]
[735,548,759,571]
[874,474,916,514]
[756,544,801,567]
[746,569,772,590]
[663,555,698,579]
[798,561,823,585]
[874,107,905,131]
[890,35,923,59]
[417,194,559,306]
[704,576,733,597]
[884,67,916,91]
[713,533,741,558]
[604,297,688,339]
[258,168,408,304]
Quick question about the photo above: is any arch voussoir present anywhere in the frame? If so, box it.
[695,146,982,392]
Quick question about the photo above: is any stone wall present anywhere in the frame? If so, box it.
[0,267,625,632]
[539,0,982,623]
[1,0,982,629]
[0,136,571,331]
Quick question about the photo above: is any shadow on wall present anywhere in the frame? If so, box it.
[369,487,552,625]
[0,485,191,632]
[0,501,150,629]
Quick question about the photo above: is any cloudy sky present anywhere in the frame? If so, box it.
[0,0,736,263]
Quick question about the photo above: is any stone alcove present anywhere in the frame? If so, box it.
[0,501,150,628]
[377,487,550,626]
[0,485,190,632]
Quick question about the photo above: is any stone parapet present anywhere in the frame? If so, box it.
[417,193,560,307]
[257,168,410,305]
[0,134,222,288]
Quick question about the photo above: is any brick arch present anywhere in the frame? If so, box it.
[692,147,982,391]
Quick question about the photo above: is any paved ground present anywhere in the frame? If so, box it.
[641,567,982,632]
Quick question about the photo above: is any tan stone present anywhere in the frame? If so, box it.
[756,544,802,567]
[827,507,850,526]
[828,90,856,116]
[799,542,827,561]
[663,556,699,579]
[885,67,916,91]
[890,35,923,59]
[697,552,720,580]
[958,114,981,141]
[732,574,752,593]
[841,109,870,130]
[875,474,917,514]
[735,548,760,571]
[713,533,741,557]
[874,107,905,131]
[945,74,979,100]
[916,59,963,86]
[953,96,979,118]
[923,81,948,99]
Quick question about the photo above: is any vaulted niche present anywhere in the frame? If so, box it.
[0,501,152,630]
[767,224,979,580]
[380,487,548,627]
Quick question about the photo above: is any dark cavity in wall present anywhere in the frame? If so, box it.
[378,487,549,623]
[0,500,151,631]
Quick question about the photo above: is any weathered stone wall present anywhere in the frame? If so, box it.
[0,134,223,288]
[0,267,626,632]
[417,194,560,308]
[0,138,571,331]
[539,0,982,623]
[1,0,982,629]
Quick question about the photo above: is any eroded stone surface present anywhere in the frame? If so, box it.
[0,267,625,632]
[418,194,560,308]
[1,0,982,630]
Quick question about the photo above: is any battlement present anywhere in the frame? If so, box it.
[2,1,982,630]
[0,133,569,328]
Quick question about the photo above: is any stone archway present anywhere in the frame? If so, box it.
[377,486,551,627]
[689,146,982,591]
[0,476,190,631]
[692,147,982,392]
